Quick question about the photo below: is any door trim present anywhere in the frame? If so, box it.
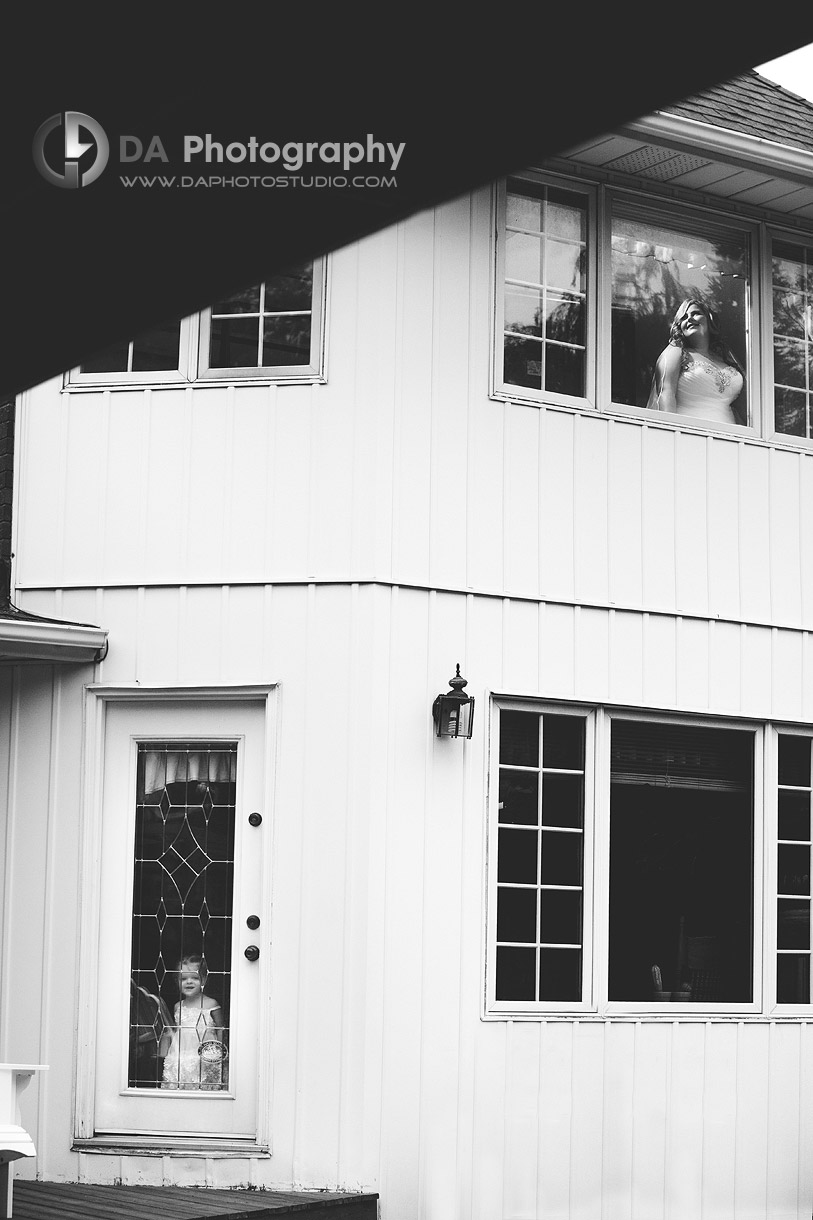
[74,683,278,1152]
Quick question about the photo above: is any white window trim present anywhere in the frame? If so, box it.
[485,697,781,1020]
[492,171,813,451]
[485,699,597,1016]
[197,257,328,383]
[491,171,598,412]
[64,256,329,390]
[74,683,279,1155]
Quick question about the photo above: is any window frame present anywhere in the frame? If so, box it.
[492,171,813,450]
[492,171,598,411]
[65,257,329,389]
[485,698,777,1019]
[197,257,328,383]
[766,225,813,447]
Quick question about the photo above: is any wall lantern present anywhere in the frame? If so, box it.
[432,664,475,739]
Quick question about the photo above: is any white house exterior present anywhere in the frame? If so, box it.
[4,70,813,1219]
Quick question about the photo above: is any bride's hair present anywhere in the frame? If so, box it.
[668,298,745,376]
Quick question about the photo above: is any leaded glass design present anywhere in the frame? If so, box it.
[128,742,236,1089]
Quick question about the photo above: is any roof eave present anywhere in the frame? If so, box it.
[620,110,813,187]
[0,617,108,664]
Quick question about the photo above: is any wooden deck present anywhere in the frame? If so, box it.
[11,1180,379,1219]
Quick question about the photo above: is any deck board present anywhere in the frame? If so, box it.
[11,1181,379,1219]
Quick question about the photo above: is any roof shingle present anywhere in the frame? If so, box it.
[661,69,813,155]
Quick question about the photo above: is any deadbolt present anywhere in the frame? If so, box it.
[246,915,260,930]
[248,812,262,827]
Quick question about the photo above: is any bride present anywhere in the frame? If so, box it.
[647,298,745,426]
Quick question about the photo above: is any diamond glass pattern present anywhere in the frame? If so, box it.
[128,742,236,1089]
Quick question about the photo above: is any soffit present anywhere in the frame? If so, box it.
[558,126,813,223]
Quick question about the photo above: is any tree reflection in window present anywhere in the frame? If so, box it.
[611,211,749,422]
[503,183,588,398]
[772,239,813,438]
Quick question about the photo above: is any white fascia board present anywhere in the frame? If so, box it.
[620,111,813,186]
[0,617,108,664]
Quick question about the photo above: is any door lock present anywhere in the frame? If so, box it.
[244,944,260,961]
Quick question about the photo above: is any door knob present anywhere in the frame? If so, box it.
[248,812,262,827]
[244,944,260,961]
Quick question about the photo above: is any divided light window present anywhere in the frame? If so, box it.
[492,708,591,1011]
[198,261,324,379]
[70,260,326,385]
[497,175,813,446]
[501,183,589,402]
[488,704,769,1016]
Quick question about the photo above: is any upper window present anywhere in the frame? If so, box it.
[69,259,326,386]
[198,261,323,380]
[488,701,811,1017]
[502,184,589,402]
[496,173,813,445]
[771,238,813,439]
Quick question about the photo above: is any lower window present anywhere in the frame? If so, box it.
[488,703,809,1015]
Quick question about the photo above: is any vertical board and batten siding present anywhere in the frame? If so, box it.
[14,188,813,635]
[6,184,813,1218]
[3,585,813,1219]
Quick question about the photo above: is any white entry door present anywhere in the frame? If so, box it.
[93,697,267,1140]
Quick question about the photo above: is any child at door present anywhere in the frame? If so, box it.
[161,955,227,1090]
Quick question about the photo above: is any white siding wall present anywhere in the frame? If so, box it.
[6,183,813,1217]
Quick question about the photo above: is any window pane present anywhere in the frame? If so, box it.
[539,889,581,943]
[130,743,235,1091]
[772,239,813,438]
[541,773,583,828]
[505,285,543,336]
[779,734,811,786]
[496,946,536,1000]
[81,337,131,373]
[611,211,749,421]
[497,887,537,942]
[778,844,811,895]
[131,321,182,372]
[503,334,542,391]
[212,285,261,314]
[503,181,587,399]
[775,386,808,436]
[777,899,810,949]
[499,771,538,826]
[540,830,581,885]
[506,231,544,284]
[497,828,538,884]
[500,711,539,767]
[545,344,584,397]
[538,948,581,1001]
[778,789,810,841]
[262,316,311,366]
[777,953,810,1004]
[542,715,584,769]
[210,317,260,368]
[263,264,313,311]
[608,720,753,1003]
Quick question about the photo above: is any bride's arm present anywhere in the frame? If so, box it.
[655,345,682,413]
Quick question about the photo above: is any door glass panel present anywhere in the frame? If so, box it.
[129,742,236,1091]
